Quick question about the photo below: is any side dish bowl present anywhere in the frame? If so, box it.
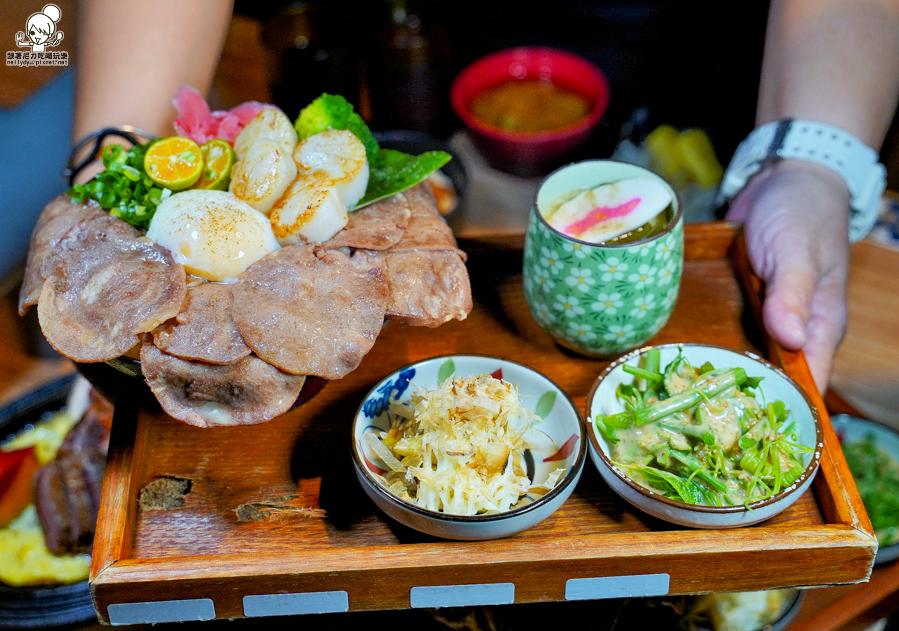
[450,47,610,176]
[0,375,96,630]
[352,354,586,540]
[586,344,823,529]
[832,413,899,565]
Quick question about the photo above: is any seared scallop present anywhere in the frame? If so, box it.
[233,107,297,158]
[229,139,298,215]
[293,129,370,209]
[269,172,348,245]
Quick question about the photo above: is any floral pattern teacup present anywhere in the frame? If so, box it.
[523,160,684,358]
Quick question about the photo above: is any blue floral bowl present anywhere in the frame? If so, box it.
[351,354,585,540]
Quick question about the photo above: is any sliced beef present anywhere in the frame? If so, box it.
[383,250,473,327]
[19,196,139,315]
[152,283,251,364]
[348,249,386,273]
[140,341,306,427]
[231,245,388,379]
[387,183,464,258]
[34,396,109,555]
[321,193,411,250]
[37,225,186,362]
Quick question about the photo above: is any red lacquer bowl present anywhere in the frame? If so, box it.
[451,47,610,176]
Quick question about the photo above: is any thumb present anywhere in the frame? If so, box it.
[759,245,816,351]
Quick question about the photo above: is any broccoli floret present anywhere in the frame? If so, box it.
[295,93,379,163]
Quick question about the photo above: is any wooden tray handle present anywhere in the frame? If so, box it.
[731,229,875,538]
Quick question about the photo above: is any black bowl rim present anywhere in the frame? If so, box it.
[0,374,76,441]
[351,353,587,523]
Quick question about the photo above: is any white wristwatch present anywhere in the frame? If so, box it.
[717,119,886,242]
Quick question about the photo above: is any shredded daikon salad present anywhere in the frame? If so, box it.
[370,373,564,516]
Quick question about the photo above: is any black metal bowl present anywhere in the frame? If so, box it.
[0,375,96,630]
[81,357,327,413]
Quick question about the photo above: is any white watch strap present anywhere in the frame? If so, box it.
[718,119,886,242]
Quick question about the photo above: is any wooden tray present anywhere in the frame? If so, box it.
[89,223,876,624]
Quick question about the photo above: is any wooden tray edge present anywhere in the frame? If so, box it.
[89,523,875,621]
[730,231,876,541]
[91,387,145,578]
[86,224,878,622]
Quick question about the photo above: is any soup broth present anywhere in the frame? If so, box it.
[470,80,591,133]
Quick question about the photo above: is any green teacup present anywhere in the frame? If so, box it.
[523,160,684,357]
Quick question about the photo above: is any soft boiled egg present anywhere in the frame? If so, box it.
[147,190,280,282]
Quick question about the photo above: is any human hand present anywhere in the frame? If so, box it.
[726,159,851,393]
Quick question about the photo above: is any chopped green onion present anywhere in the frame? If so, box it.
[623,364,664,383]
[68,142,169,229]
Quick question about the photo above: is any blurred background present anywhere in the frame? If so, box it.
[217,0,768,165]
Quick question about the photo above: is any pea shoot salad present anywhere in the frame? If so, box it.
[594,349,812,507]
[842,434,899,547]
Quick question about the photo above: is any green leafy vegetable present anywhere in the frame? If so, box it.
[602,348,811,508]
[357,149,451,208]
[67,143,171,230]
[844,433,899,546]
[295,93,379,164]
[624,462,706,505]
[437,359,456,384]
[622,364,664,383]
[742,375,764,390]
[600,367,747,428]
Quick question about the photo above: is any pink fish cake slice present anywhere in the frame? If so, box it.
[545,176,671,243]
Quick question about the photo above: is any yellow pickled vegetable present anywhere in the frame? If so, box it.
[3,409,77,465]
[644,125,723,189]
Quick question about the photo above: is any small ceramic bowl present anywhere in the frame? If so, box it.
[586,344,823,528]
[832,413,899,565]
[685,589,804,631]
[450,47,610,176]
[352,354,586,540]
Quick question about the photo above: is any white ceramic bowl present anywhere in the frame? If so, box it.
[586,343,823,528]
[832,413,899,565]
[688,589,804,631]
[352,354,586,540]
